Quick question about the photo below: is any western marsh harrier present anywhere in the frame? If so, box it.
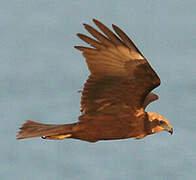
[17,19,173,142]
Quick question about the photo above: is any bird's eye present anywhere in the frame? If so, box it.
[158,120,165,125]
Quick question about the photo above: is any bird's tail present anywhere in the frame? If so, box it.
[16,120,75,140]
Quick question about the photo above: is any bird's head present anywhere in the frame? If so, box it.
[147,112,173,135]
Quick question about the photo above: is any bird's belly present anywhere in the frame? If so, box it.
[73,115,143,142]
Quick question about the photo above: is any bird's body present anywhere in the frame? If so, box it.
[17,19,173,142]
[74,108,147,142]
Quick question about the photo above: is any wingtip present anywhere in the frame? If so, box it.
[92,18,98,22]
[92,18,99,24]
[83,23,88,27]
[112,24,119,31]
[74,46,83,51]
[83,19,100,27]
[76,33,82,38]
[112,24,116,28]
[83,23,93,31]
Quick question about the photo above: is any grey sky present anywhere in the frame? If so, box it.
[1,0,196,179]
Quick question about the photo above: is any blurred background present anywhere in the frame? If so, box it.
[1,0,196,179]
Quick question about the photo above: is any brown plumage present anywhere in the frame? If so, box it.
[16,19,173,142]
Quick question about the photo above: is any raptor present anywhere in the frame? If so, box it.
[17,19,173,142]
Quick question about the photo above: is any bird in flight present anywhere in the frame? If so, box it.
[17,19,173,142]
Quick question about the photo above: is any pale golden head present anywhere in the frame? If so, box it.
[147,112,173,135]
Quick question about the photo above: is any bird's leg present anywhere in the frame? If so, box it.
[42,134,72,140]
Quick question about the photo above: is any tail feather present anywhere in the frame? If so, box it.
[16,120,74,140]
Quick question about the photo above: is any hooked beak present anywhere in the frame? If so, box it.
[168,128,173,135]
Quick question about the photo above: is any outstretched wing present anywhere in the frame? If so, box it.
[75,19,160,115]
